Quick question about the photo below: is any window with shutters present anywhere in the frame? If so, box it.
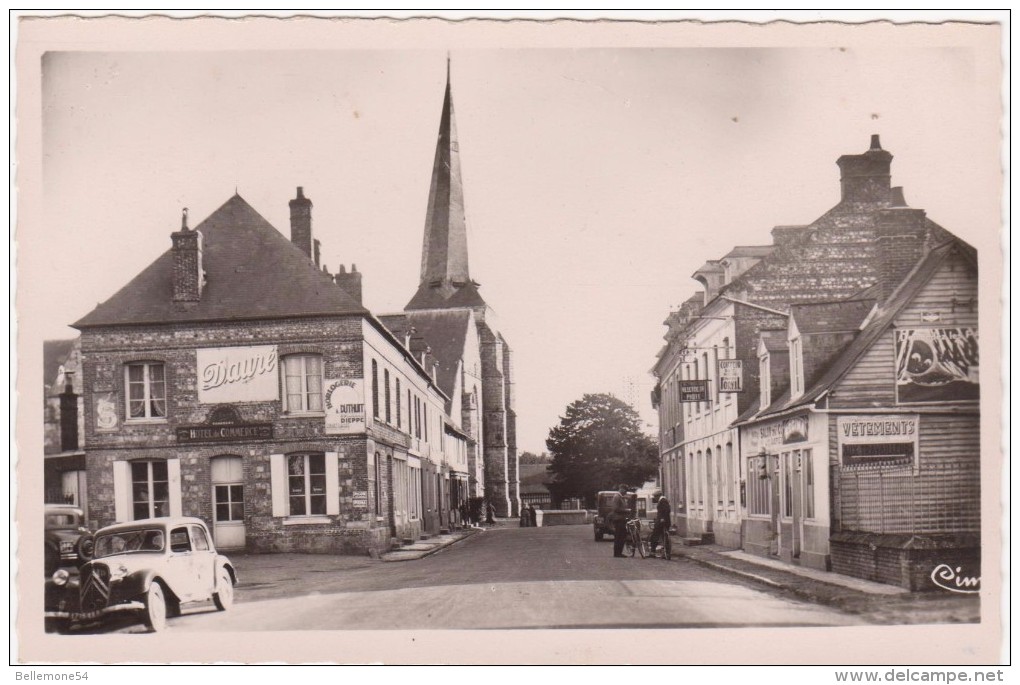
[288,453,327,516]
[131,460,170,519]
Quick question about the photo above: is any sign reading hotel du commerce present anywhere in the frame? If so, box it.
[324,378,365,435]
[197,345,279,404]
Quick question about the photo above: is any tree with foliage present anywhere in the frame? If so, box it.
[518,451,551,464]
[545,393,658,508]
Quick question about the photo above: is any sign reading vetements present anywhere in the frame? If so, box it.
[679,380,709,403]
[837,414,919,469]
[717,359,743,392]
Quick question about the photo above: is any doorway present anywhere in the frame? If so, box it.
[211,455,245,550]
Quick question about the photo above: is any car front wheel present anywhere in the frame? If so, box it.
[213,568,233,611]
[143,582,168,633]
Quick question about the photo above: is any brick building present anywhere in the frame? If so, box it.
[43,338,87,513]
[73,191,469,554]
[652,136,978,587]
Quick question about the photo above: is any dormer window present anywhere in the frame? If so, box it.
[790,336,804,398]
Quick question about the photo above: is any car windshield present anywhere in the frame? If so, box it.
[94,529,165,557]
[45,513,80,529]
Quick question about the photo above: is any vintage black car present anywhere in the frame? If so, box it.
[44,504,93,576]
[45,517,237,633]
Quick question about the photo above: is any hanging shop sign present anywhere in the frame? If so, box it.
[717,359,743,393]
[894,328,978,404]
[837,414,919,469]
[197,345,279,404]
[324,378,365,435]
[678,380,709,403]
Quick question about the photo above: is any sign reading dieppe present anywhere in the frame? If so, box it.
[717,359,743,393]
[324,378,365,434]
[679,380,709,403]
[837,414,919,469]
[197,345,279,404]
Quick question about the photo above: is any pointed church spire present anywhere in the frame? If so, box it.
[407,56,485,310]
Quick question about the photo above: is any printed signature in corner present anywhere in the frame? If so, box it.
[930,563,980,593]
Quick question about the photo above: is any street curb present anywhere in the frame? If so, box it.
[380,527,482,562]
[683,555,784,589]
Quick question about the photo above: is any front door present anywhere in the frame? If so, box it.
[211,456,245,550]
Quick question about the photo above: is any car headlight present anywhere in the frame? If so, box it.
[109,564,129,581]
[51,569,69,586]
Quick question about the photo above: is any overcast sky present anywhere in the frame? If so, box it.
[35,44,999,454]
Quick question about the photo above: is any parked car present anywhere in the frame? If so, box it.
[44,516,237,633]
[592,490,636,541]
[44,504,93,576]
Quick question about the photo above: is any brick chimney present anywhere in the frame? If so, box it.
[59,373,79,452]
[171,208,204,302]
[335,263,363,305]
[289,186,313,259]
[875,187,928,301]
[313,239,322,268]
[836,134,893,204]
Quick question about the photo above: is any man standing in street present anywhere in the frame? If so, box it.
[648,492,671,557]
[610,484,631,558]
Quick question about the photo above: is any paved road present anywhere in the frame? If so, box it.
[164,525,866,631]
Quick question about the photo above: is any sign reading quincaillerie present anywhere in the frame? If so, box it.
[837,414,919,469]
[197,345,279,404]
[324,378,365,434]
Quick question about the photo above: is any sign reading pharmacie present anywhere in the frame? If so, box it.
[678,379,709,403]
[324,377,365,435]
[837,414,919,469]
[717,359,743,393]
[197,345,279,404]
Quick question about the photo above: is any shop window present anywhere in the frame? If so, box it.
[746,455,770,516]
[283,354,323,413]
[125,362,166,420]
[803,449,815,519]
[783,452,794,518]
[287,453,327,516]
[132,460,170,520]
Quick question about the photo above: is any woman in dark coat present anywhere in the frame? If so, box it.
[528,503,538,527]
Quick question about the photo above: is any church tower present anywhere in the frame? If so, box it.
[405,58,520,516]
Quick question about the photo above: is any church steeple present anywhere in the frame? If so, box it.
[406,56,486,311]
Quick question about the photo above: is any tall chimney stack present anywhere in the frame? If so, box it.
[289,186,313,259]
[335,263,363,305]
[171,208,204,302]
[836,134,893,204]
[59,372,79,452]
[875,198,928,302]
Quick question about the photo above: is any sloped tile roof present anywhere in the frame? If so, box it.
[790,299,875,335]
[74,195,367,328]
[378,309,473,401]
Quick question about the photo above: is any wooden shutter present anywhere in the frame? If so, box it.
[113,461,131,522]
[325,451,340,516]
[270,454,287,517]
[168,459,182,517]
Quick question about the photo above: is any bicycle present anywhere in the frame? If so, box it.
[648,520,673,560]
[623,518,646,558]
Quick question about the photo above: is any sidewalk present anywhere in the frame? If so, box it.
[380,526,483,562]
[674,542,980,624]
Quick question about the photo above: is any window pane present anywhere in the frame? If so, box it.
[133,502,148,520]
[153,500,170,517]
[191,526,210,551]
[152,460,168,481]
[306,390,322,412]
[216,503,230,521]
[132,461,148,482]
[310,494,326,516]
[150,398,167,418]
[128,365,144,382]
[230,502,244,520]
[129,399,145,418]
[310,474,326,496]
[305,355,322,374]
[288,457,305,476]
[308,454,325,475]
[215,485,229,504]
[289,496,306,516]
[230,485,243,502]
[153,481,169,503]
[289,475,305,497]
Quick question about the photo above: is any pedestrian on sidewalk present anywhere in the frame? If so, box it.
[528,502,538,528]
[486,501,496,525]
[519,505,530,527]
